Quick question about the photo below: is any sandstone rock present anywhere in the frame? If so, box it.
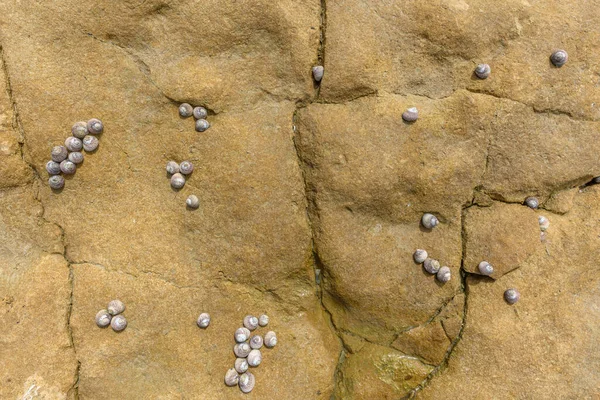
[392,321,450,365]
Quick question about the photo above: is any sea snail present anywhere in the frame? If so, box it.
[402,107,418,122]
[312,65,324,82]
[111,314,127,332]
[243,315,259,331]
[423,258,441,274]
[247,349,262,367]
[60,160,76,175]
[413,249,428,264]
[249,335,263,349]
[107,299,125,316]
[179,161,194,175]
[82,135,99,152]
[179,103,193,118]
[65,137,83,152]
[197,313,210,328]
[258,314,269,327]
[51,145,68,162]
[87,118,104,134]
[235,327,251,343]
[68,152,84,164]
[263,331,277,348]
[524,196,539,209]
[421,213,439,229]
[474,63,491,79]
[193,107,208,119]
[48,175,65,189]
[195,119,210,132]
[235,358,249,374]
[46,161,61,175]
[504,288,520,304]
[550,50,568,67]
[478,261,494,276]
[238,372,255,393]
[234,342,252,358]
[166,161,179,175]
[71,121,88,139]
[224,369,239,386]
[170,173,186,189]
[436,266,451,283]
[539,216,550,231]
[186,195,200,209]
[95,309,112,328]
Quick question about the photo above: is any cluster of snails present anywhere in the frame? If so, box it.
[46,119,103,189]
[413,249,451,283]
[524,196,550,233]
[224,314,277,394]
[178,103,211,132]
[95,299,127,332]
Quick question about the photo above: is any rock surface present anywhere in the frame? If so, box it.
[1,0,600,398]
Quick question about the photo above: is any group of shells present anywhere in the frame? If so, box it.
[178,103,211,132]
[224,314,277,394]
[95,300,127,332]
[46,119,103,189]
[165,160,199,208]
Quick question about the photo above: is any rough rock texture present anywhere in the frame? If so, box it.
[1,0,600,398]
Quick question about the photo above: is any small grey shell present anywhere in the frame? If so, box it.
[550,50,568,67]
[48,175,65,189]
[312,65,324,82]
[87,118,104,134]
[413,249,428,264]
[235,327,251,343]
[474,63,491,79]
[436,266,451,283]
[107,299,125,316]
[179,161,194,175]
[421,213,439,229]
[238,372,255,393]
[179,103,193,118]
[111,314,127,332]
[170,173,186,189]
[258,314,269,327]
[186,195,199,209]
[235,358,249,374]
[402,107,418,122]
[71,121,89,139]
[46,160,61,175]
[82,135,99,152]
[197,313,210,328]
[423,258,441,274]
[247,349,262,367]
[504,288,520,304]
[264,331,277,348]
[51,145,68,162]
[95,309,112,328]
[249,335,263,349]
[525,196,539,209]
[539,216,550,231]
[234,342,252,358]
[166,161,179,175]
[65,137,83,152]
[225,368,239,387]
[243,315,259,331]
[60,160,76,175]
[193,106,208,119]
[68,152,84,164]
[478,261,494,276]
[195,119,210,132]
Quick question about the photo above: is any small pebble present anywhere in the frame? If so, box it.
[195,119,210,132]
[68,152,84,164]
[82,135,99,152]
[402,107,418,122]
[51,145,68,162]
[312,65,324,82]
[197,313,210,328]
[166,161,179,175]
[46,160,61,175]
[179,161,194,175]
[48,175,65,189]
[504,288,520,304]
[87,118,104,134]
[193,106,208,119]
[171,173,185,189]
[65,137,83,152]
[186,195,199,209]
[71,121,88,139]
[60,160,76,175]
[179,103,193,118]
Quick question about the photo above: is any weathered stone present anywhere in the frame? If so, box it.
[392,321,450,365]
[463,203,543,278]
[543,187,578,214]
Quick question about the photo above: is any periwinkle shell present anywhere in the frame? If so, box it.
[423,258,441,274]
[413,249,428,264]
[68,152,84,164]
[60,160,76,175]
[65,137,83,152]
[195,119,210,132]
[234,342,251,358]
[249,335,263,349]
[243,315,259,331]
[478,261,494,276]
[436,266,451,283]
[166,161,179,175]
[225,368,239,386]
[48,175,65,189]
[170,173,185,189]
[46,161,61,175]
[312,65,324,82]
[550,50,568,67]
[247,349,262,367]
[258,314,269,327]
[186,195,200,209]
[107,299,125,316]
[525,197,539,209]
[193,106,208,119]
[235,327,251,343]
[197,313,210,328]
[421,213,439,229]
[474,63,491,79]
[71,121,88,139]
[235,358,249,374]
[504,288,520,304]
[238,372,255,393]
[51,146,68,162]
[82,135,99,152]
[179,161,193,175]
[264,331,277,348]
[402,107,418,122]
[179,103,193,118]
[111,314,127,332]
[87,118,104,134]
[95,309,112,328]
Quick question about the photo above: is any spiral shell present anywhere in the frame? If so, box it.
[258,314,269,327]
[186,195,200,209]
[235,357,249,374]
[87,118,104,134]
[539,216,550,231]
[243,315,259,331]
[68,152,84,164]
[550,50,568,67]
[82,135,99,152]
[107,299,125,316]
[197,312,210,328]
[71,121,88,139]
[166,161,179,175]
[423,258,441,274]
[95,309,112,328]
[170,173,186,189]
[195,119,210,132]
[234,342,252,358]
[421,213,439,229]
[264,331,277,348]
[413,249,428,264]
[312,65,324,82]
[51,145,68,162]
[179,103,193,118]
[402,107,418,122]
[111,314,127,332]
[436,266,451,283]
[249,335,263,349]
[48,175,65,189]
[238,372,255,393]
[193,107,208,119]
[46,161,61,175]
[65,137,83,152]
[235,327,251,343]
[224,368,239,386]
[179,161,194,175]
[60,160,76,175]
[504,288,520,304]
[247,349,262,367]
[478,261,494,276]
[525,196,539,209]
[474,63,491,79]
